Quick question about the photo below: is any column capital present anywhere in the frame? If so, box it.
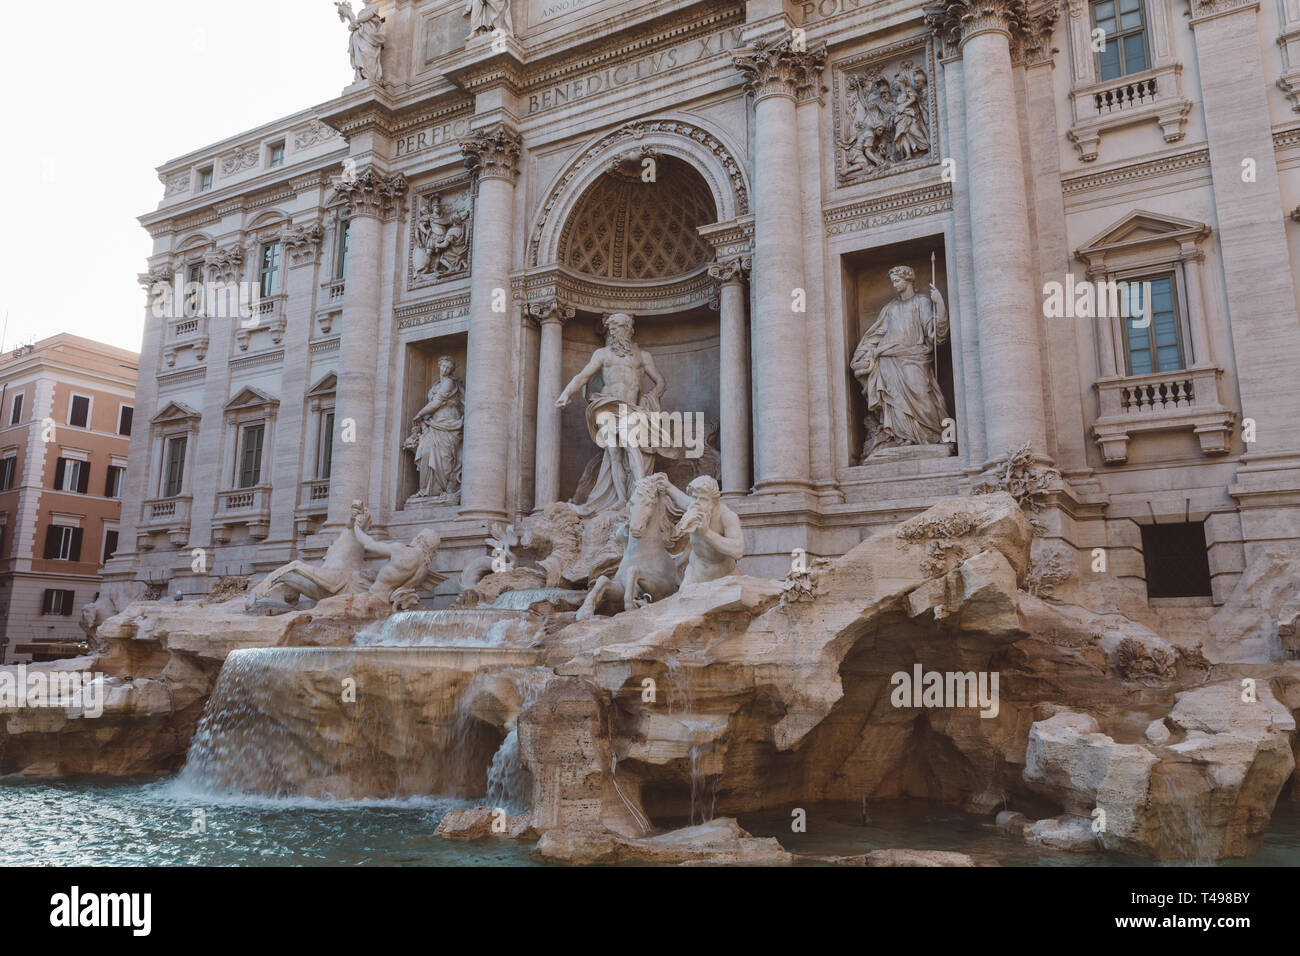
[731,37,827,103]
[708,254,752,285]
[1014,2,1061,65]
[527,298,575,326]
[924,0,1032,49]
[331,166,408,220]
[460,123,523,182]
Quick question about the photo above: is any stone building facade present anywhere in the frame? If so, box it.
[114,0,1300,606]
[0,335,138,661]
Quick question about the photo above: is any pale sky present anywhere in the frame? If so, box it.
[0,0,352,354]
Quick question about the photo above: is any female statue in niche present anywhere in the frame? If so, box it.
[850,264,949,462]
[405,356,464,501]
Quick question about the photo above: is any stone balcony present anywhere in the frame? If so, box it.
[212,485,273,542]
[1067,64,1192,163]
[138,496,192,549]
[1092,364,1235,464]
[235,294,288,351]
[163,316,209,367]
[294,478,330,536]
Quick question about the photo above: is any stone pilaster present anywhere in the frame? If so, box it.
[327,167,407,526]
[459,123,523,521]
[731,37,825,493]
[529,298,575,510]
[925,0,1050,463]
[708,256,753,496]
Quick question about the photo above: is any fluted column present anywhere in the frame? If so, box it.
[731,38,824,493]
[326,167,406,525]
[459,124,523,521]
[926,0,1048,461]
[709,255,752,495]
[529,298,575,509]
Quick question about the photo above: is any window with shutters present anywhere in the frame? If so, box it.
[54,458,90,494]
[0,455,14,491]
[163,436,187,498]
[118,405,133,436]
[237,423,265,489]
[43,525,82,562]
[8,393,22,425]
[102,529,119,564]
[41,589,76,616]
[68,394,91,428]
[105,465,125,499]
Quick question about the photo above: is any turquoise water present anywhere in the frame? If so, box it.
[2,780,1296,866]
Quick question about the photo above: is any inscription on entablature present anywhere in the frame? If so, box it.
[394,117,474,159]
[799,0,874,24]
[526,26,746,115]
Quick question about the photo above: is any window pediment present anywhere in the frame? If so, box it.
[151,400,201,425]
[1075,210,1210,275]
[307,371,338,397]
[223,386,280,413]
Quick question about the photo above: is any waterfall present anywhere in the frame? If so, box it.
[354,609,543,647]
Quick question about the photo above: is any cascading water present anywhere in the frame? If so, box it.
[354,609,544,647]
[665,656,721,825]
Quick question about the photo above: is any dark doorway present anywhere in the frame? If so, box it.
[1141,521,1213,598]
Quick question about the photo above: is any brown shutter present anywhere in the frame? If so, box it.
[69,527,83,562]
[43,525,60,559]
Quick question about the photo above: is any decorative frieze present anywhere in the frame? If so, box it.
[831,37,939,186]
[395,292,472,331]
[293,118,341,150]
[731,36,827,102]
[459,124,523,182]
[160,171,190,198]
[221,145,260,175]
[823,182,953,236]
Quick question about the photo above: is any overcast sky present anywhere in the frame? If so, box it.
[0,0,352,354]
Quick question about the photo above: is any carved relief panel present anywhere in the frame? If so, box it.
[407,175,473,291]
[831,37,939,187]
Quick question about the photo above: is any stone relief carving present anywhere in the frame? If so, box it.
[204,246,245,284]
[403,355,465,504]
[160,172,190,198]
[833,41,938,184]
[464,0,512,36]
[333,167,408,220]
[336,0,387,86]
[221,146,259,176]
[410,192,471,284]
[294,119,340,150]
[850,264,950,462]
[459,124,523,181]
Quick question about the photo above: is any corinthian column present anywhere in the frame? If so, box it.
[326,167,406,525]
[926,0,1048,461]
[529,298,575,509]
[708,255,752,495]
[459,124,523,521]
[731,38,825,493]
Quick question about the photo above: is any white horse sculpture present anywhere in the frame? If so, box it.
[576,473,683,620]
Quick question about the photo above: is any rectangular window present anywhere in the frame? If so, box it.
[118,405,134,436]
[53,458,90,494]
[9,393,22,425]
[336,221,350,279]
[69,395,90,428]
[42,589,76,616]
[319,411,335,480]
[184,262,206,318]
[42,525,82,562]
[199,167,213,192]
[259,242,281,298]
[237,423,265,489]
[1092,0,1149,81]
[269,142,285,167]
[1124,275,1183,376]
[1142,522,1213,598]
[103,529,119,564]
[163,436,187,498]
[0,456,14,491]
[104,465,125,499]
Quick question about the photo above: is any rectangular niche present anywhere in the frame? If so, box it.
[841,235,956,468]
[557,308,721,502]
[399,333,468,508]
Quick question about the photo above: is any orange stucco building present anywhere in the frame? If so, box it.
[0,335,138,663]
